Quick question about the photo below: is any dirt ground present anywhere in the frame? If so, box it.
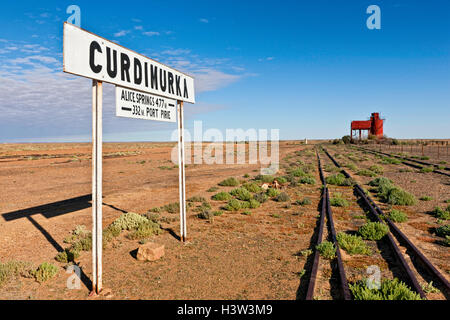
[0,141,448,300]
[0,141,321,300]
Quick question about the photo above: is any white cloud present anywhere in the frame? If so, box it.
[161,48,191,55]
[199,18,209,23]
[134,26,143,30]
[114,30,130,37]
[258,57,275,62]
[143,31,160,36]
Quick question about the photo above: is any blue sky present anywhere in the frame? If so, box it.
[0,0,448,142]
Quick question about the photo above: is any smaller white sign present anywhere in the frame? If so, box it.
[115,86,177,122]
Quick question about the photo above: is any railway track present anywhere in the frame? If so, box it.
[305,150,351,300]
[355,146,450,177]
[321,146,450,299]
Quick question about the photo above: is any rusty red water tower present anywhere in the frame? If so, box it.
[351,112,384,140]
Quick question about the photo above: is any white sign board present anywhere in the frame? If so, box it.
[116,86,176,122]
[63,22,195,103]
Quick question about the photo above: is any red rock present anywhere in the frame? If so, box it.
[136,242,165,261]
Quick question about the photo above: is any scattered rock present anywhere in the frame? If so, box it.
[261,183,270,190]
[136,242,165,261]
[272,180,281,189]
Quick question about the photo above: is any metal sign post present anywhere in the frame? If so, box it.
[177,100,187,242]
[63,23,196,293]
[91,79,103,294]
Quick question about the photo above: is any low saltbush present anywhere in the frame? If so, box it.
[358,221,389,240]
[336,232,371,255]
[435,225,450,238]
[326,173,353,186]
[316,241,336,260]
[350,278,422,300]
[218,177,240,187]
[275,192,290,202]
[253,192,269,203]
[33,262,58,283]
[357,169,377,177]
[330,193,349,207]
[433,206,450,220]
[388,209,408,223]
[230,187,253,201]
[267,188,281,198]
[212,191,232,201]
[242,182,262,193]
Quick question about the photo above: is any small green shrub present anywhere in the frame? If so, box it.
[290,168,307,177]
[267,188,281,197]
[224,199,243,211]
[369,165,384,174]
[358,221,389,240]
[420,166,434,173]
[0,261,34,287]
[242,182,262,193]
[230,187,253,201]
[111,212,149,230]
[275,176,287,184]
[299,249,313,257]
[421,281,440,294]
[350,278,422,300]
[300,176,316,185]
[326,173,353,186]
[207,186,219,192]
[162,202,180,214]
[435,225,450,237]
[368,177,393,187]
[382,157,402,165]
[419,196,433,201]
[218,177,240,186]
[127,220,162,240]
[357,169,377,177]
[213,210,223,216]
[330,193,349,207]
[34,262,58,283]
[271,213,281,218]
[324,164,338,173]
[241,211,252,216]
[248,199,261,209]
[212,191,232,201]
[433,206,450,220]
[344,163,358,171]
[187,196,206,203]
[253,192,269,203]
[316,241,336,260]
[197,210,214,221]
[296,197,311,206]
[388,209,408,223]
[336,232,371,255]
[55,248,80,263]
[103,224,121,243]
[275,192,290,202]
[254,174,274,183]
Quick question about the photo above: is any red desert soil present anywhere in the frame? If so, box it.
[0,141,322,300]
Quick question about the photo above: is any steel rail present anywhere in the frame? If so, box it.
[306,150,351,300]
[305,173,327,300]
[356,146,450,177]
[322,147,428,299]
